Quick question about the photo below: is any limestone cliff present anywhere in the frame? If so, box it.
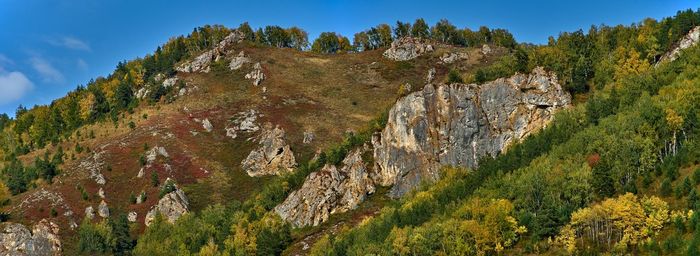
[372,67,571,197]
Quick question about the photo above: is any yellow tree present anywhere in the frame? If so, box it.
[613,47,650,81]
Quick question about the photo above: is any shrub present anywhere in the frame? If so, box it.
[447,69,463,84]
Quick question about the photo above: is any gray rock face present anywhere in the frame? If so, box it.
[275,149,375,227]
[145,187,189,227]
[383,37,434,61]
[658,26,700,64]
[98,200,109,218]
[176,30,245,73]
[0,219,61,256]
[242,124,297,177]
[372,67,571,197]
[244,62,265,86]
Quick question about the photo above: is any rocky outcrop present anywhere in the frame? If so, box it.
[440,52,469,64]
[229,51,251,70]
[275,149,375,227]
[383,37,434,61]
[225,109,260,139]
[242,124,297,177]
[0,219,61,256]
[145,186,190,227]
[372,67,571,197]
[481,44,492,55]
[146,146,169,166]
[245,62,265,86]
[128,212,138,222]
[176,30,245,73]
[657,26,700,64]
[85,206,95,220]
[162,77,178,88]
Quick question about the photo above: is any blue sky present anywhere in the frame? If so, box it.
[0,0,697,116]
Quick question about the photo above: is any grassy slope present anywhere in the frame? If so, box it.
[4,40,509,254]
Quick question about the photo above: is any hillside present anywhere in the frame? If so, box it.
[1,9,700,256]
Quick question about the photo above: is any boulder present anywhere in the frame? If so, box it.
[145,186,189,227]
[202,118,213,132]
[383,37,434,61]
[98,188,105,199]
[245,62,265,86]
[0,219,61,256]
[372,67,571,197]
[275,149,375,227]
[303,131,314,144]
[657,26,700,65]
[242,123,297,177]
[98,200,109,218]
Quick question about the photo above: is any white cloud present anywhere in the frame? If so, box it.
[30,56,64,82]
[77,58,88,71]
[0,71,33,105]
[48,36,91,51]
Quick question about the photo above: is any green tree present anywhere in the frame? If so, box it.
[660,178,673,196]
[394,21,411,38]
[311,32,341,54]
[110,214,134,254]
[286,26,309,50]
[411,18,430,38]
[237,22,255,41]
